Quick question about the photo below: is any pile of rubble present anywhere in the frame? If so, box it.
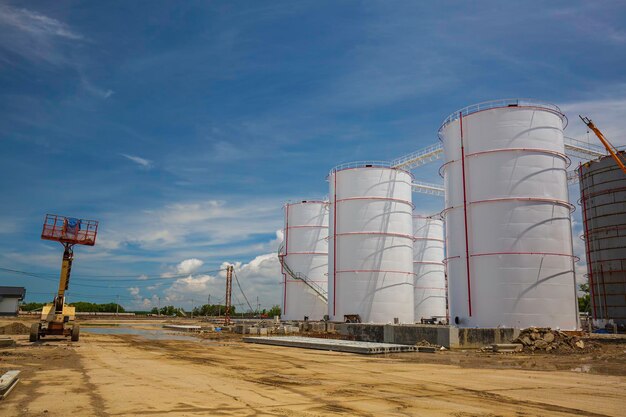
[0,323,29,335]
[513,328,589,353]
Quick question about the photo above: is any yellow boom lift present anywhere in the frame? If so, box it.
[30,214,99,342]
[579,115,626,174]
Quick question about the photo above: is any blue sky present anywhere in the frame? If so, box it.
[1,1,625,310]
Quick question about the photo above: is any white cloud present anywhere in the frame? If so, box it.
[128,286,140,297]
[121,153,153,168]
[0,5,83,65]
[164,274,216,302]
[99,198,282,252]
[0,5,83,40]
[81,78,114,99]
[176,258,203,275]
[159,250,283,310]
[561,95,626,147]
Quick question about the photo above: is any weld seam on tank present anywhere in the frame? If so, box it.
[413,237,445,242]
[334,232,414,240]
[580,186,626,200]
[335,197,414,208]
[335,269,415,275]
[286,225,329,229]
[440,197,575,217]
[284,252,328,255]
[469,251,578,258]
[439,148,571,175]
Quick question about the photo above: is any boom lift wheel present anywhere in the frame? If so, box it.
[29,323,40,342]
[71,324,80,342]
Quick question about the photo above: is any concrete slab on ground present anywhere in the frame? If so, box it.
[162,325,201,332]
[243,336,417,354]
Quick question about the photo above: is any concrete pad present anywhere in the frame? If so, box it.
[243,336,417,354]
[162,325,201,332]
[492,343,523,353]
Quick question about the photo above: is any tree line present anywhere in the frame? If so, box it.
[20,301,125,313]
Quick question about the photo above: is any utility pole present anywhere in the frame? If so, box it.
[207,294,210,318]
[256,296,260,314]
[191,298,194,319]
[116,295,120,316]
[225,265,233,325]
[157,296,161,317]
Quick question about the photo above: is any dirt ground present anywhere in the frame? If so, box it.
[1,321,625,417]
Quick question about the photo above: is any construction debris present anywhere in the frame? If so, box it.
[0,370,20,400]
[0,323,29,335]
[512,328,593,353]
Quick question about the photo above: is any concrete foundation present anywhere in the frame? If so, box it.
[244,336,417,354]
[336,324,519,349]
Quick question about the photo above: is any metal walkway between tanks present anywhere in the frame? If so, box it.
[243,336,417,354]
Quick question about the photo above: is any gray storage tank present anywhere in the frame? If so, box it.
[579,151,626,326]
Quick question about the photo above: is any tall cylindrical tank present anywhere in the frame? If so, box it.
[328,163,414,323]
[579,152,626,326]
[281,201,328,321]
[413,215,447,322]
[440,99,579,330]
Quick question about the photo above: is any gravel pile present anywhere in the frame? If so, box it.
[513,327,590,353]
[0,323,30,335]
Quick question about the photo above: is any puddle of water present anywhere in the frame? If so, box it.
[82,326,208,343]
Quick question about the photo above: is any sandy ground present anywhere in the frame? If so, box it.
[1,324,625,417]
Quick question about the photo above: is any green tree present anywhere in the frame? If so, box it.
[578,283,591,313]
[268,305,281,317]
[190,304,234,317]
[70,302,125,313]
[20,302,46,311]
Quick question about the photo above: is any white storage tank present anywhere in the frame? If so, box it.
[439,99,579,330]
[328,163,414,323]
[579,152,626,326]
[280,201,329,321]
[413,215,447,323]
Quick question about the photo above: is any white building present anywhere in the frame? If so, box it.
[0,287,26,316]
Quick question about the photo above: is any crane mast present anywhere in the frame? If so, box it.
[579,115,626,174]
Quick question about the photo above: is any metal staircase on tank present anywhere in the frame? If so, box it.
[393,137,608,195]
[278,243,328,303]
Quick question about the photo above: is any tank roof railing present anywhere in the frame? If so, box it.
[329,160,393,175]
[438,98,567,137]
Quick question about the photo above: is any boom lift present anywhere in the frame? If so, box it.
[579,115,626,174]
[30,214,99,342]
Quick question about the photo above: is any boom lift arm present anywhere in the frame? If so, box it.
[579,115,626,174]
[30,214,98,343]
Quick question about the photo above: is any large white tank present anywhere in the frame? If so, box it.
[328,163,414,323]
[440,99,579,330]
[413,215,447,322]
[281,201,328,321]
